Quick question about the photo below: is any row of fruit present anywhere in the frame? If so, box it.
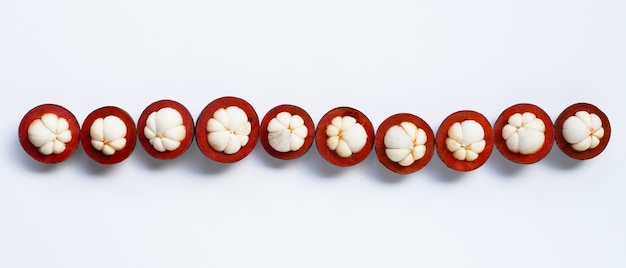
[18,97,610,174]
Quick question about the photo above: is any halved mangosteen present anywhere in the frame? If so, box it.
[494,103,554,164]
[315,107,374,167]
[260,104,315,160]
[436,110,493,172]
[375,113,435,174]
[81,106,137,165]
[554,103,610,160]
[137,99,194,160]
[195,96,259,163]
[19,104,80,164]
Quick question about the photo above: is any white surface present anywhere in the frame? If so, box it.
[1,0,625,267]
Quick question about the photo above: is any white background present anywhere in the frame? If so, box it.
[1,0,625,267]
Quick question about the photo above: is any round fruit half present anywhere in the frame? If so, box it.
[375,113,435,174]
[18,104,80,164]
[315,107,374,167]
[554,103,611,160]
[195,96,259,163]
[494,103,554,164]
[137,99,194,160]
[436,110,494,172]
[81,106,137,164]
[260,104,315,160]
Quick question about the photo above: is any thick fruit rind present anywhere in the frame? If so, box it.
[554,103,611,160]
[137,99,194,160]
[494,103,554,164]
[195,96,259,163]
[436,110,494,172]
[260,104,315,160]
[375,113,435,174]
[81,106,137,165]
[19,104,80,164]
[315,107,374,167]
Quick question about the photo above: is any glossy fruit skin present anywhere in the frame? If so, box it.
[493,103,554,164]
[137,99,194,160]
[18,104,81,164]
[315,107,375,167]
[435,110,494,172]
[554,103,611,160]
[375,113,435,174]
[81,106,137,165]
[259,104,315,160]
[195,96,259,163]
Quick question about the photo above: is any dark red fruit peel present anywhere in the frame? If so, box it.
[493,103,554,164]
[18,104,80,164]
[315,107,375,167]
[81,106,137,165]
[137,99,194,160]
[435,110,494,172]
[375,113,435,174]
[260,104,315,160]
[554,103,611,160]
[195,96,259,163]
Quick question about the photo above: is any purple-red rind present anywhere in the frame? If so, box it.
[259,104,315,160]
[554,102,611,160]
[375,113,435,174]
[137,99,194,160]
[435,110,494,172]
[18,104,81,164]
[493,103,554,164]
[195,96,259,163]
[81,106,137,165]
[315,107,375,167]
